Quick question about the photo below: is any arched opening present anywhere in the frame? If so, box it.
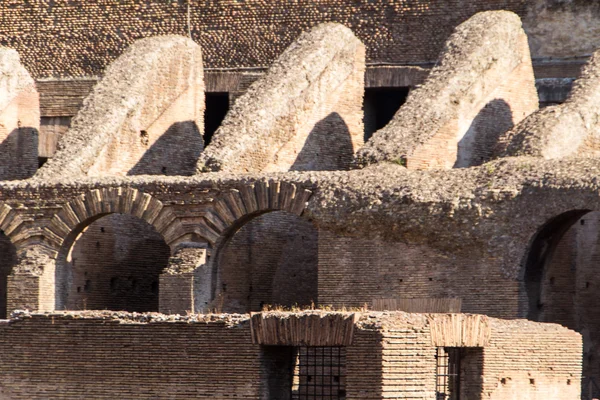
[523,209,600,384]
[213,211,318,313]
[55,213,170,312]
[0,230,16,319]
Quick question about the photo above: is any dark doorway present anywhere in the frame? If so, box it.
[204,92,230,146]
[363,87,409,141]
[261,346,347,400]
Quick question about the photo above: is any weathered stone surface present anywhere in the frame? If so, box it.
[0,47,39,181]
[35,35,204,179]
[355,11,538,170]
[524,0,600,59]
[496,49,600,159]
[197,23,365,174]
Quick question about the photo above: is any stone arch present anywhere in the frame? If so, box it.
[520,208,600,382]
[44,187,186,252]
[0,203,27,247]
[46,188,186,312]
[190,181,314,312]
[193,181,313,247]
[521,209,590,321]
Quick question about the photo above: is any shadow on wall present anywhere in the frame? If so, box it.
[213,211,318,314]
[55,213,171,312]
[454,99,513,168]
[291,112,354,171]
[0,127,39,180]
[0,231,17,319]
[128,121,203,176]
[519,209,590,321]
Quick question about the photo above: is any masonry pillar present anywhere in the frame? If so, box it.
[7,246,56,313]
[159,245,209,314]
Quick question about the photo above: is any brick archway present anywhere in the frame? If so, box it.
[44,187,186,251]
[0,203,26,246]
[194,180,313,246]
[191,180,314,313]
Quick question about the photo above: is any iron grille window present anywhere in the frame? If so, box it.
[291,346,346,400]
[436,347,461,400]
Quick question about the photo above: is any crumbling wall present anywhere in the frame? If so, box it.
[159,245,208,315]
[482,319,581,400]
[35,35,204,179]
[355,11,538,169]
[197,23,365,173]
[0,47,39,180]
[496,50,600,159]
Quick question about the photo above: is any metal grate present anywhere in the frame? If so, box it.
[436,347,461,400]
[291,346,346,399]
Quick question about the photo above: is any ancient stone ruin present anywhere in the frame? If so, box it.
[0,1,599,399]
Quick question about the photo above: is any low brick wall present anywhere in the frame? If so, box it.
[0,311,581,399]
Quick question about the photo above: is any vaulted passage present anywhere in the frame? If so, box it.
[0,231,16,319]
[363,87,409,141]
[204,92,229,146]
[215,211,318,313]
[524,209,600,389]
[56,213,170,312]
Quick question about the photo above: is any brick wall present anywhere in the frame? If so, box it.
[380,318,437,399]
[216,211,318,313]
[0,1,530,79]
[0,311,582,399]
[317,230,520,318]
[482,319,581,400]
[534,211,600,384]
[0,314,263,399]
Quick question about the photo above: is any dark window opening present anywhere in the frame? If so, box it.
[262,346,347,400]
[38,157,48,168]
[363,87,409,141]
[436,347,461,400]
[292,346,346,399]
[204,92,229,146]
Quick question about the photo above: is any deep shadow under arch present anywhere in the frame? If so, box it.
[210,210,318,313]
[522,209,590,320]
[0,230,17,318]
[55,213,170,312]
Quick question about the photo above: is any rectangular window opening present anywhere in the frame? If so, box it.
[292,346,347,400]
[363,87,409,141]
[436,347,462,400]
[204,92,230,146]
